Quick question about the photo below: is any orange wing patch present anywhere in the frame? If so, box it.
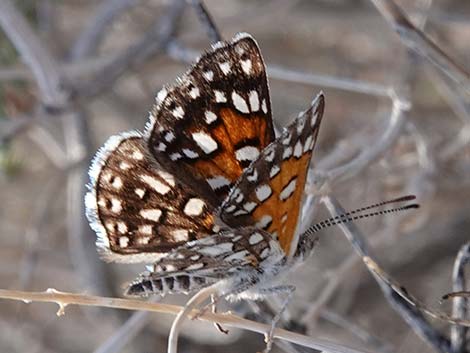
[219,94,325,256]
[189,108,273,186]
[252,154,311,254]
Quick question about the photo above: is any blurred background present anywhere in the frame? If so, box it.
[0,0,469,352]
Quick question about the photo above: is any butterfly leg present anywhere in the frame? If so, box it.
[211,293,229,334]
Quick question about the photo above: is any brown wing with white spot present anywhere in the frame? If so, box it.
[146,33,274,201]
[85,132,218,263]
[219,93,325,256]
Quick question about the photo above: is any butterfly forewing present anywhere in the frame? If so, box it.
[219,94,325,256]
[146,33,274,200]
[85,132,217,263]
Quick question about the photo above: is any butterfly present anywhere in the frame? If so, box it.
[85,32,324,349]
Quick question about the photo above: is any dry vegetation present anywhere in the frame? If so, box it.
[0,0,469,352]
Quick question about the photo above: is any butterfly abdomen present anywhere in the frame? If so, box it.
[125,273,213,297]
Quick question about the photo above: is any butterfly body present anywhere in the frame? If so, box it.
[85,33,325,300]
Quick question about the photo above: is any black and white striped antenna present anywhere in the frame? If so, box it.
[302,195,419,238]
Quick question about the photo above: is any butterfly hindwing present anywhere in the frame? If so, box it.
[146,33,274,201]
[85,132,217,263]
[219,93,325,256]
[125,227,281,297]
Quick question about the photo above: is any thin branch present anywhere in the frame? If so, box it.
[0,0,67,107]
[0,114,34,144]
[188,0,222,42]
[322,196,470,352]
[368,0,470,95]
[321,310,394,353]
[70,0,141,60]
[450,242,470,353]
[326,96,409,183]
[73,0,185,99]
[168,286,217,353]
[93,310,150,353]
[166,40,397,100]
[27,124,69,169]
[0,288,376,353]
[268,65,394,99]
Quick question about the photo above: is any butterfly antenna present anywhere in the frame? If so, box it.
[302,195,419,238]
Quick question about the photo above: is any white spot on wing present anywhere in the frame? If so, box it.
[282,146,293,159]
[224,204,237,213]
[281,213,288,224]
[311,112,319,127]
[170,152,182,161]
[207,175,230,190]
[249,232,264,245]
[205,111,218,124]
[280,178,297,201]
[111,199,122,213]
[119,162,130,170]
[156,88,167,103]
[224,250,249,262]
[203,70,214,81]
[260,247,270,258]
[192,131,218,154]
[186,263,204,270]
[111,176,123,189]
[140,209,162,222]
[119,236,129,248]
[297,116,306,134]
[182,149,199,159]
[304,135,313,152]
[255,184,272,202]
[132,150,144,160]
[139,224,153,235]
[189,87,200,99]
[172,229,189,241]
[232,91,249,113]
[261,99,268,113]
[137,236,150,244]
[117,221,127,233]
[241,59,252,75]
[247,169,258,182]
[184,198,205,216]
[157,170,175,187]
[249,91,259,112]
[256,215,272,229]
[270,165,280,178]
[165,132,175,142]
[265,146,275,162]
[294,140,303,158]
[235,146,259,162]
[140,175,170,194]
[214,90,226,103]
[198,243,233,256]
[243,202,257,212]
[172,106,184,119]
[157,142,166,151]
[219,62,231,75]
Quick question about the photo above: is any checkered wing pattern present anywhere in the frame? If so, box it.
[146,33,274,200]
[219,94,325,256]
[125,227,280,297]
[85,132,217,263]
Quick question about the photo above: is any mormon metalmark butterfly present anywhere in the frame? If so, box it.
[85,32,417,351]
